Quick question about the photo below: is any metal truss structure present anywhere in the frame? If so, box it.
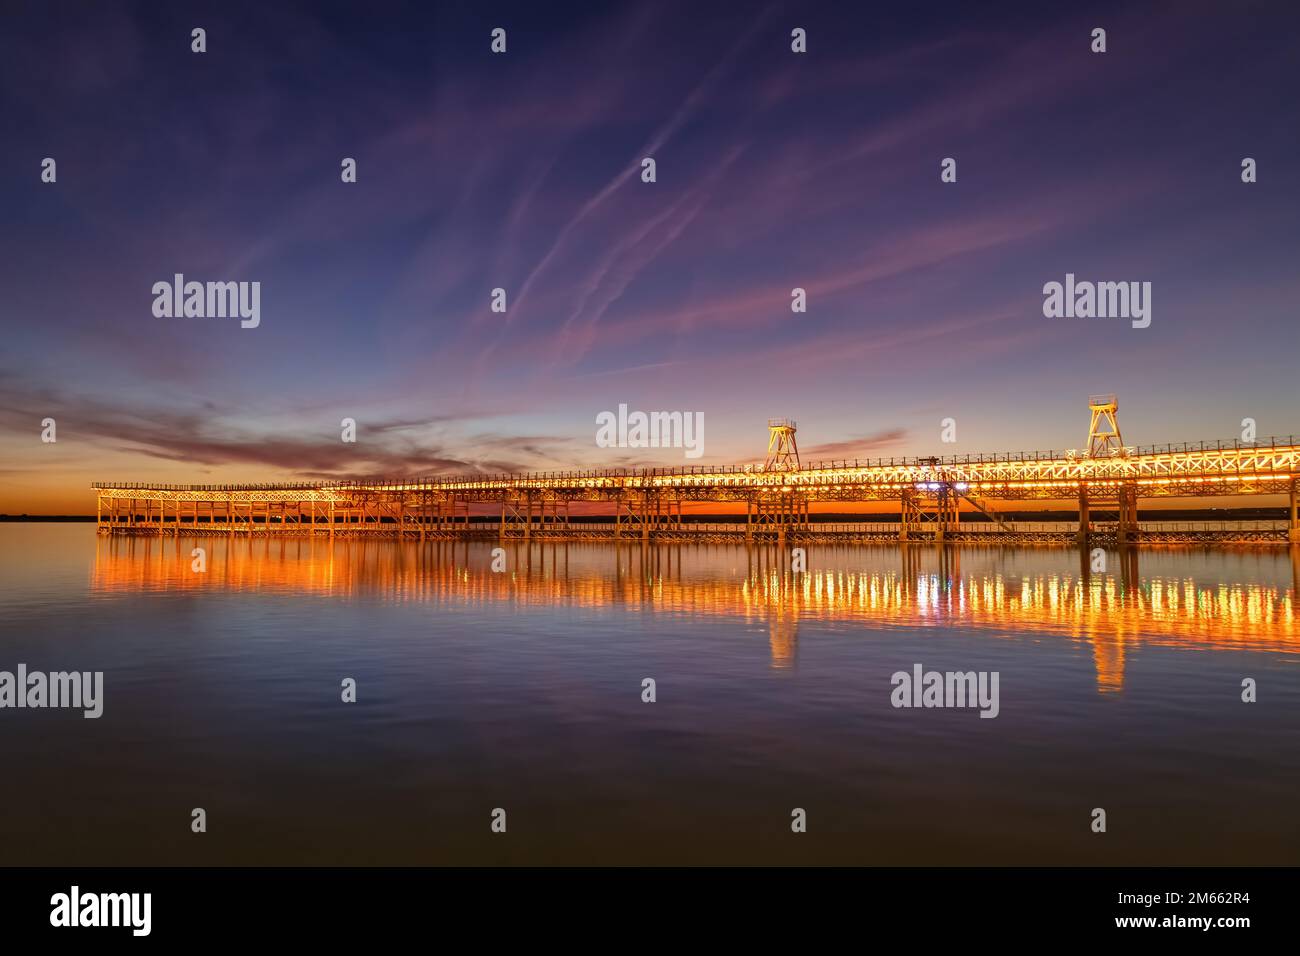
[764,418,800,471]
[1085,393,1124,458]
[92,403,1300,547]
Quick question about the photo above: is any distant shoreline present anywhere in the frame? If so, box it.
[0,515,97,522]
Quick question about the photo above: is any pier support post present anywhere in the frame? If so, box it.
[1076,487,1090,547]
[1290,479,1299,544]
[1117,485,1138,549]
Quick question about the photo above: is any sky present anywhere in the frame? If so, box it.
[1,0,1297,513]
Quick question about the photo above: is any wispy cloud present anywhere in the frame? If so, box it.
[0,374,578,480]
[801,429,909,461]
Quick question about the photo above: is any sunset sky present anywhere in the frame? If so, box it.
[1,0,1297,513]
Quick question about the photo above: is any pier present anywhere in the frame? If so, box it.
[93,400,1300,547]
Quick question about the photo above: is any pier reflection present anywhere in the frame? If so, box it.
[91,537,1299,693]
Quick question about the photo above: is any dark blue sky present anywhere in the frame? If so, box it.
[1,0,1297,509]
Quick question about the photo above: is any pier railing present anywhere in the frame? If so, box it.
[91,435,1300,494]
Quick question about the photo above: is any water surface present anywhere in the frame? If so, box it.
[1,525,1297,865]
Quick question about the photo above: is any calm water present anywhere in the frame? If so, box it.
[1,524,1298,866]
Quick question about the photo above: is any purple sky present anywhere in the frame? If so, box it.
[1,0,1297,511]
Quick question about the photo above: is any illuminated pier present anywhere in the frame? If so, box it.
[93,400,1300,546]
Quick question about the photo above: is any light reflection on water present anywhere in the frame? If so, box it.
[0,525,1297,866]
[87,534,1300,693]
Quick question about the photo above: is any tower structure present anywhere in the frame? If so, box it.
[1086,394,1124,457]
[764,418,800,471]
